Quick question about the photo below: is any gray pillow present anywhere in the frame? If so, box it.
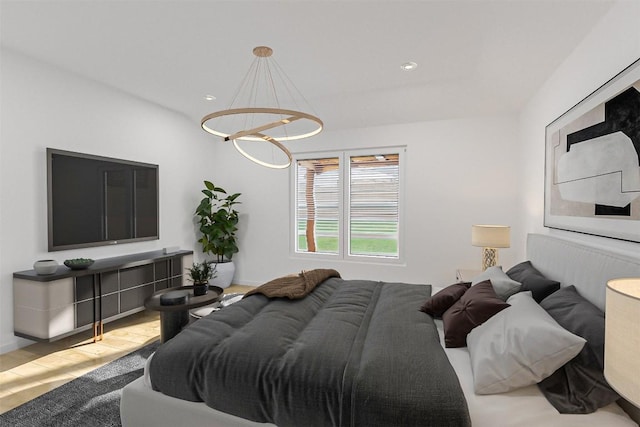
[538,286,620,414]
[506,261,560,303]
[468,292,585,395]
[471,266,522,301]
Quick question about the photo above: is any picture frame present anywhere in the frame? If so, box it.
[544,58,640,242]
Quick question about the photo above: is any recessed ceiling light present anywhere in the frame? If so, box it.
[400,61,418,71]
[204,95,216,101]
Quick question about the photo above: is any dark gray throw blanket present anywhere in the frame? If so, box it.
[150,278,471,427]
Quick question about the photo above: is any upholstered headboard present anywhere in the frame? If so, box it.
[527,233,640,312]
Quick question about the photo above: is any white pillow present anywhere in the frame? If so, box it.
[471,266,521,300]
[467,291,586,395]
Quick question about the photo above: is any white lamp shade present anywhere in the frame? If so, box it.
[605,278,640,406]
[471,225,511,248]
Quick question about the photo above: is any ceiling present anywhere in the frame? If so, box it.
[0,0,616,132]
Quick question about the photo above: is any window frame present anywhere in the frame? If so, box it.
[290,146,405,264]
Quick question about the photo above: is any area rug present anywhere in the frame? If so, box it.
[0,340,160,427]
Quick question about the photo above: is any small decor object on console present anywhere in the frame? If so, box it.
[33,259,59,275]
[63,258,94,270]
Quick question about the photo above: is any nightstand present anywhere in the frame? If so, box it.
[455,268,482,282]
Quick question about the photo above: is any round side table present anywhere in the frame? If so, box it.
[144,285,223,342]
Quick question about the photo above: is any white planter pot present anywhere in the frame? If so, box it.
[211,261,235,289]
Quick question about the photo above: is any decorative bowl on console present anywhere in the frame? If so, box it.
[33,259,59,275]
[63,258,94,270]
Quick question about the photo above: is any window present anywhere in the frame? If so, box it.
[293,148,404,260]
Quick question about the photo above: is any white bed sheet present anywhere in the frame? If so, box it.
[443,343,636,427]
[433,305,637,427]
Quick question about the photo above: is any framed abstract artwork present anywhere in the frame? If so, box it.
[544,58,640,242]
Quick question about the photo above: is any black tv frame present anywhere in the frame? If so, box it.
[47,148,159,252]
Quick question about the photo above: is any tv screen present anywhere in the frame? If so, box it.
[47,148,159,251]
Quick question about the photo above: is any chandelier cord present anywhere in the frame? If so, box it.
[271,57,319,118]
[228,55,258,110]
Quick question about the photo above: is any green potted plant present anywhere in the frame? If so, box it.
[186,261,217,296]
[195,180,241,288]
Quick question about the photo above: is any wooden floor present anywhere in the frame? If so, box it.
[0,284,254,414]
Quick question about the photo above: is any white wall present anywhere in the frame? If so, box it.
[0,49,214,353]
[518,0,640,257]
[214,116,522,287]
[0,46,525,354]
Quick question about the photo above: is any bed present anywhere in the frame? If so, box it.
[120,234,640,427]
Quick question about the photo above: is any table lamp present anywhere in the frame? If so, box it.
[471,225,510,270]
[605,278,640,408]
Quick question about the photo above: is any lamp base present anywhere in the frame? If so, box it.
[482,247,499,271]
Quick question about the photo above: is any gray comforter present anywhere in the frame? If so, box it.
[149,278,471,427]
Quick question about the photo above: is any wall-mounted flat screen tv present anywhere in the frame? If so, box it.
[47,148,159,251]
